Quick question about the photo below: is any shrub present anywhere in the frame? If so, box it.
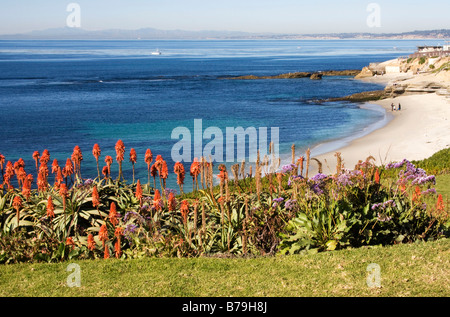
[0,143,449,263]
[278,159,449,254]
[412,147,450,175]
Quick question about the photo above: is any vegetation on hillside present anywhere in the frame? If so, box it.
[0,143,449,264]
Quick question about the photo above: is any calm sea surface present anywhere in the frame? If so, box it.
[0,39,440,191]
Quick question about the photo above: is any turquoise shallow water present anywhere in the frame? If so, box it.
[0,39,438,191]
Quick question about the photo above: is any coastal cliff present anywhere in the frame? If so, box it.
[354,56,450,98]
[325,56,450,102]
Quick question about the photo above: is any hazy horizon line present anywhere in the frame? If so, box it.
[2,26,449,35]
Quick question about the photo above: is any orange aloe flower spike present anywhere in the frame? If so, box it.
[102,165,109,178]
[109,202,119,226]
[92,143,101,161]
[135,179,143,205]
[130,148,137,183]
[180,200,190,224]
[59,183,68,211]
[87,234,96,251]
[47,196,55,219]
[114,227,123,258]
[375,169,380,184]
[114,239,121,259]
[92,185,100,208]
[152,189,162,211]
[436,194,445,211]
[145,149,153,166]
[98,223,108,247]
[51,159,60,174]
[13,196,22,226]
[92,144,101,178]
[115,140,125,162]
[104,245,110,259]
[168,192,176,212]
[66,237,75,251]
[40,149,50,165]
[63,158,74,178]
[129,148,137,164]
[71,146,83,179]
[105,155,113,176]
[32,151,40,171]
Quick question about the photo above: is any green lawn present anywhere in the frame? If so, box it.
[436,174,450,199]
[1,238,449,297]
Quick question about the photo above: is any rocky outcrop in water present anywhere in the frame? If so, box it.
[320,70,361,76]
[227,70,360,80]
[325,90,387,102]
[354,67,374,79]
[310,73,323,80]
[228,72,311,80]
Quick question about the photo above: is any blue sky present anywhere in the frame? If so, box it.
[0,0,449,34]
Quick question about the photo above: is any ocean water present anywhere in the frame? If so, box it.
[0,39,438,191]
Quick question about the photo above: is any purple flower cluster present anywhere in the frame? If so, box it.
[308,173,328,195]
[272,197,284,207]
[164,188,178,197]
[77,178,94,189]
[140,205,151,213]
[288,175,304,186]
[123,224,139,241]
[142,196,153,203]
[310,184,324,195]
[123,211,146,225]
[372,200,396,211]
[387,159,436,187]
[385,159,409,169]
[411,175,436,186]
[281,164,296,174]
[421,188,437,195]
[377,212,393,222]
[84,178,94,186]
[285,199,297,210]
[372,201,396,222]
[335,173,354,187]
[311,173,328,182]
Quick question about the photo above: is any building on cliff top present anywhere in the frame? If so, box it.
[409,44,450,58]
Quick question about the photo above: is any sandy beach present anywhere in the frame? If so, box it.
[311,72,450,173]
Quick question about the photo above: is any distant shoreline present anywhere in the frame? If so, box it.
[1,28,449,41]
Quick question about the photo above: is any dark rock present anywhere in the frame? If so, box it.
[354,67,374,79]
[325,90,387,102]
[228,72,312,80]
[320,70,361,76]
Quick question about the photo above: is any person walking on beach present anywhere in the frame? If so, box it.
[391,103,394,111]
[398,103,401,111]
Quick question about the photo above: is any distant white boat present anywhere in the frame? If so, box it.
[151,49,162,55]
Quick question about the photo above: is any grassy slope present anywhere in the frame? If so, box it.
[436,174,450,199]
[0,238,448,297]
